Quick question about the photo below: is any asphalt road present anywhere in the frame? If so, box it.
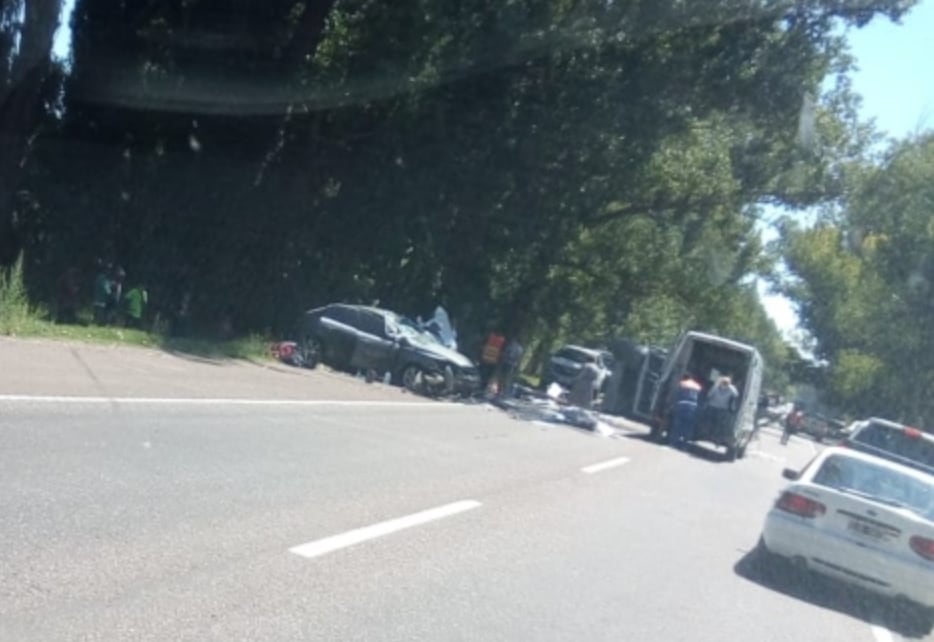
[0,339,930,642]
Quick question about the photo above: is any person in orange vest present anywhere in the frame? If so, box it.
[669,374,703,449]
[480,331,505,391]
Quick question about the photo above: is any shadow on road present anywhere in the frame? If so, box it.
[734,546,933,639]
[623,433,735,463]
[683,442,732,463]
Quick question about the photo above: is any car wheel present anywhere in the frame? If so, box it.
[737,440,748,460]
[301,336,322,369]
[753,537,774,565]
[755,537,805,582]
[891,597,934,636]
[401,364,423,391]
[725,443,738,462]
[751,537,784,581]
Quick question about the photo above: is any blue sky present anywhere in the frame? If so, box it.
[759,0,934,341]
[846,0,934,138]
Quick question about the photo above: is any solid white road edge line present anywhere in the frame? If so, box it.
[581,456,631,474]
[289,500,482,559]
[0,394,463,408]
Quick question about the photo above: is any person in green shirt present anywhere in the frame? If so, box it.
[122,285,148,329]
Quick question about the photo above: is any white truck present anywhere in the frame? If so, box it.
[649,331,764,461]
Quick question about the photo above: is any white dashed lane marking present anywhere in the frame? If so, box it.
[581,456,631,475]
[289,500,482,559]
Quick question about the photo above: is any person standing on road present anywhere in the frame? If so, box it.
[704,375,739,440]
[500,337,524,398]
[669,374,702,449]
[568,361,601,409]
[480,330,505,392]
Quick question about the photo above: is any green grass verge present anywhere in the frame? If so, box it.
[2,315,272,361]
[2,259,271,361]
[1,313,271,362]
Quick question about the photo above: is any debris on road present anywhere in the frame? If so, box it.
[271,341,305,367]
[486,391,630,438]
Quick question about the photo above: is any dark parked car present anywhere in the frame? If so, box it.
[299,304,480,396]
[842,417,934,476]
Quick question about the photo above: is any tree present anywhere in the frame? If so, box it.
[780,133,934,427]
[0,0,61,264]
[7,0,918,365]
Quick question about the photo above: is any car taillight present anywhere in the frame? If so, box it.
[909,536,934,562]
[776,491,826,518]
[904,427,923,439]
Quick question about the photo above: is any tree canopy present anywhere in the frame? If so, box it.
[1,0,921,392]
[780,133,934,425]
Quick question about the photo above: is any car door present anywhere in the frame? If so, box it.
[349,310,398,373]
[318,305,360,367]
[736,351,762,445]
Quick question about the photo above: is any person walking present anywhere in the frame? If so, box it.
[669,374,702,449]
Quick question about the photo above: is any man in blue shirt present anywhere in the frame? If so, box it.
[669,374,702,449]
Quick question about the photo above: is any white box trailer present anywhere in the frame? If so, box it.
[649,331,764,461]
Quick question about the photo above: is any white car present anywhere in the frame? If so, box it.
[759,447,934,624]
[543,345,612,392]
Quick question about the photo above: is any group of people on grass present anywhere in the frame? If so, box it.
[56,261,148,329]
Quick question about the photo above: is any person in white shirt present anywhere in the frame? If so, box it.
[706,376,739,410]
[701,375,739,439]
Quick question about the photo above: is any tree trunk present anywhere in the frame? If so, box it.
[0,0,60,265]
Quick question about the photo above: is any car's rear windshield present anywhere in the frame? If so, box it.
[813,455,934,519]
[556,348,596,363]
[852,422,934,469]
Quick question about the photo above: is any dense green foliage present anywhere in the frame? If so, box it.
[0,0,920,391]
[781,134,934,425]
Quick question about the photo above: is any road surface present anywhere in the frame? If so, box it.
[0,338,930,641]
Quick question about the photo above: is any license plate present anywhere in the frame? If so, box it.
[847,519,887,541]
